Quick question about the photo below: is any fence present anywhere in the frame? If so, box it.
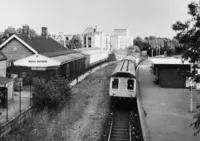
[0,84,32,138]
[0,61,116,138]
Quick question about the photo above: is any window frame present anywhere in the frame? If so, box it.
[112,78,119,89]
[127,79,134,90]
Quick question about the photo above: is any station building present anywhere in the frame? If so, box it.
[0,25,83,84]
[151,57,191,88]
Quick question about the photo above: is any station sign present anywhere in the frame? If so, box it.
[13,54,61,67]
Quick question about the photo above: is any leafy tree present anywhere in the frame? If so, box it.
[67,35,82,49]
[172,1,200,135]
[32,76,70,110]
[126,45,141,55]
[134,36,144,50]
[0,26,38,45]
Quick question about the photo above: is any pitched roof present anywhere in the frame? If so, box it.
[82,27,95,34]
[0,51,7,61]
[42,49,79,58]
[18,35,67,54]
[0,34,67,54]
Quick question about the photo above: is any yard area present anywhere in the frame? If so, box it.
[1,63,117,141]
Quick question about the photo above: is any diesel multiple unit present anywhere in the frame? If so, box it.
[109,55,137,101]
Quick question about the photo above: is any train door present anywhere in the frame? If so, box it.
[0,87,8,108]
[69,62,73,78]
[77,60,79,74]
[66,63,69,78]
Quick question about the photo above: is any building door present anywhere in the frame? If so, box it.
[0,87,8,108]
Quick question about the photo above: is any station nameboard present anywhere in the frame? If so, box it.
[13,54,61,67]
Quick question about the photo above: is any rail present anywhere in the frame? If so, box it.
[108,110,131,141]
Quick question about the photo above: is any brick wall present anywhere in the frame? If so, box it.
[1,39,34,62]
[0,60,6,77]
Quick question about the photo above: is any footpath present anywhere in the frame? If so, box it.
[138,59,200,141]
[0,86,31,125]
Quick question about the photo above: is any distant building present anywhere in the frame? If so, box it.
[82,26,111,50]
[64,34,73,45]
[111,29,133,50]
[113,29,129,36]
[49,32,67,48]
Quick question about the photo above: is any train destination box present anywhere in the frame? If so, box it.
[13,54,61,68]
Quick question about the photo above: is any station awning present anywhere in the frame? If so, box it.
[13,54,61,69]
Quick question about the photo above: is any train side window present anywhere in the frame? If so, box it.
[112,78,118,89]
[127,79,134,90]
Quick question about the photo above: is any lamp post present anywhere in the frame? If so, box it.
[6,88,8,121]
[188,76,194,113]
[190,78,193,113]
[19,81,22,114]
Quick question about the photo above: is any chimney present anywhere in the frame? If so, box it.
[41,27,48,39]
[22,25,30,38]
[94,25,97,32]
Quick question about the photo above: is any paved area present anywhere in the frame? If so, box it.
[0,86,31,125]
[138,59,200,141]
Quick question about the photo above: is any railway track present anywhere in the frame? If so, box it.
[108,110,132,141]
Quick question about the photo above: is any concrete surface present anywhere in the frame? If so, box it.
[138,59,200,141]
[0,86,31,125]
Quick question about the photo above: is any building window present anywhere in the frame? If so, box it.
[66,37,69,41]
[88,37,91,47]
[112,78,118,89]
[84,36,87,48]
[127,79,134,90]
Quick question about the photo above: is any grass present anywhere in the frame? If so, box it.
[1,91,92,141]
[1,63,117,141]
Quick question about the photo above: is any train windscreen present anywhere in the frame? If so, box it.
[112,78,119,89]
[127,79,134,90]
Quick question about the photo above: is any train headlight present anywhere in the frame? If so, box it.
[112,93,116,96]
[129,93,132,97]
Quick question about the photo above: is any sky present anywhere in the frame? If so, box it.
[0,0,199,39]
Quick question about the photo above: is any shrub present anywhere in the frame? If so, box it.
[32,76,70,110]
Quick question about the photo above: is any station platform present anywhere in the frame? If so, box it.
[138,59,200,141]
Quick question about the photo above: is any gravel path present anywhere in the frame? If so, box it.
[68,63,117,141]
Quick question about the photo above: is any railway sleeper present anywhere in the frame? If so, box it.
[110,135,130,141]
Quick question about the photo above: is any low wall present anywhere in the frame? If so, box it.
[69,61,115,87]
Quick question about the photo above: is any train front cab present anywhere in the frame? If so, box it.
[109,73,136,104]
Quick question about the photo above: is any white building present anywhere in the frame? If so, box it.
[82,27,111,50]
[111,29,133,50]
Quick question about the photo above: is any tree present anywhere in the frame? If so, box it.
[134,36,144,50]
[32,76,70,110]
[0,26,38,45]
[172,1,200,135]
[67,35,83,49]
[126,45,141,55]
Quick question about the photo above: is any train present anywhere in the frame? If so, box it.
[109,55,138,103]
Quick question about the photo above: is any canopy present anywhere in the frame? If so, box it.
[13,54,61,68]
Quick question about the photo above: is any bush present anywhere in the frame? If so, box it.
[32,76,70,110]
